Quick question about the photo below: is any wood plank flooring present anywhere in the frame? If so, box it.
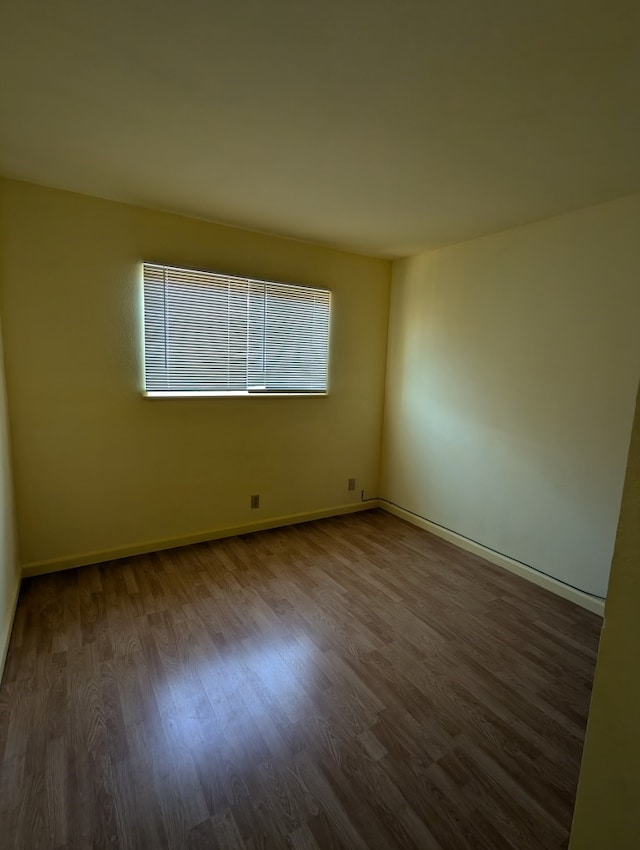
[0,510,602,849]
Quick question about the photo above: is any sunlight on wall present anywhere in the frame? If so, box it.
[382,194,640,598]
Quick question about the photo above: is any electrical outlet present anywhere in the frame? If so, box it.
[348,478,356,491]
[251,494,260,509]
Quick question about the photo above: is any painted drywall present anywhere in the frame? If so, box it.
[0,306,19,676]
[569,380,640,849]
[381,195,640,598]
[0,179,390,570]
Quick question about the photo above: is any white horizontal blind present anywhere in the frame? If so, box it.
[260,283,331,391]
[143,263,330,394]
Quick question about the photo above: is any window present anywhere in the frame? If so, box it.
[142,262,331,396]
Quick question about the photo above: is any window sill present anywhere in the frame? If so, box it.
[143,391,329,399]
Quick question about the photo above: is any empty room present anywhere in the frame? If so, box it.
[1,1,639,848]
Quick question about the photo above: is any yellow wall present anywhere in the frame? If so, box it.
[0,305,19,676]
[0,179,390,571]
[381,195,640,598]
[569,380,640,849]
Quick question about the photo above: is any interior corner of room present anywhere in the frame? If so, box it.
[1,1,640,843]
[1,183,639,847]
[2,182,639,624]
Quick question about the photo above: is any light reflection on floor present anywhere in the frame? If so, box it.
[145,635,316,771]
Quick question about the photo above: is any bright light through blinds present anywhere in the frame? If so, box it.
[143,263,331,395]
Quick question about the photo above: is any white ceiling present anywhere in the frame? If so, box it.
[1,0,638,258]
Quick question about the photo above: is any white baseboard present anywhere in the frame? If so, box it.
[381,502,605,616]
[0,574,21,684]
[21,501,380,578]
[21,498,602,616]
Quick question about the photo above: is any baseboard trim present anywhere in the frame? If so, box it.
[0,574,21,684]
[381,502,605,616]
[21,501,380,578]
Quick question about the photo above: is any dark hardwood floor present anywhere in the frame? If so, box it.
[0,510,601,849]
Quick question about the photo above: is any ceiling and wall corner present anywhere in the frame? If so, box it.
[0,0,638,258]
[1,3,640,840]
